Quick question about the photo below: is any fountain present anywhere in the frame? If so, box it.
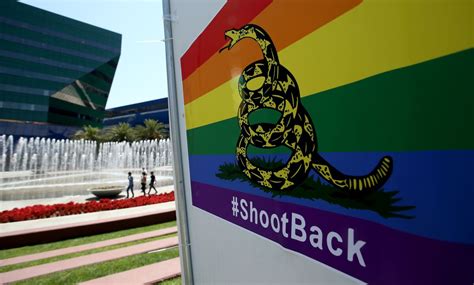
[0,135,174,201]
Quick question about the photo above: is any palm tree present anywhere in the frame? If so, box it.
[134,119,167,140]
[105,123,135,142]
[72,125,102,141]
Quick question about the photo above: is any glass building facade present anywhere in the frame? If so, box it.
[0,0,121,138]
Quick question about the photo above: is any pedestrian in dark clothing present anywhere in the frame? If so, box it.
[126,172,134,198]
[148,171,158,195]
[141,172,147,196]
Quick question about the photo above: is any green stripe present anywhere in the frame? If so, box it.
[0,25,117,58]
[54,84,108,108]
[99,59,119,79]
[48,113,100,127]
[78,57,120,97]
[0,73,66,91]
[187,49,474,154]
[0,3,121,46]
[80,73,112,94]
[48,98,104,127]
[49,98,104,118]
[0,40,102,67]
[77,89,107,107]
[52,89,107,109]
[0,77,108,108]
[0,91,49,105]
[0,109,47,122]
[0,56,84,78]
[0,74,111,106]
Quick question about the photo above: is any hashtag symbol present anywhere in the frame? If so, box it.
[231,196,239,217]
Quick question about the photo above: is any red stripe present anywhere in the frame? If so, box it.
[180,0,272,80]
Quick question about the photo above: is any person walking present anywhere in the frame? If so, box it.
[140,172,147,196]
[126,172,134,198]
[148,171,158,195]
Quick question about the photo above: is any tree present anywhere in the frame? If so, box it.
[104,123,135,142]
[72,125,102,141]
[134,119,168,140]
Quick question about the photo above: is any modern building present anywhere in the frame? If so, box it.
[103,98,169,128]
[0,0,121,138]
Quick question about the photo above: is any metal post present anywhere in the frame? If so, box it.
[162,0,194,284]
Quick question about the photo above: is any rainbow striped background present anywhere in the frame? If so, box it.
[179,0,473,282]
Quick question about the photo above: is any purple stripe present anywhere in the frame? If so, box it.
[192,181,474,284]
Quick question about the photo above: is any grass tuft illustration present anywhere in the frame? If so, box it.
[216,157,415,219]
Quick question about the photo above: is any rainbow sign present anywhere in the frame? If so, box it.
[179,0,473,283]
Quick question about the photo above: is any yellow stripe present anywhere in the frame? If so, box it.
[185,77,240,130]
[184,0,473,130]
[372,175,378,184]
[369,175,375,186]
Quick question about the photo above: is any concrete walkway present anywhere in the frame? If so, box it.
[80,257,181,285]
[1,226,177,267]
[0,237,179,284]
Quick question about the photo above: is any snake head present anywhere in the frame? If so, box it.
[220,29,240,52]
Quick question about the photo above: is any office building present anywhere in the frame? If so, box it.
[103,98,169,128]
[0,0,121,138]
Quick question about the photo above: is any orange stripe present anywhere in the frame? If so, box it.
[182,0,362,105]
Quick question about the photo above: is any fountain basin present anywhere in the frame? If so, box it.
[88,186,123,198]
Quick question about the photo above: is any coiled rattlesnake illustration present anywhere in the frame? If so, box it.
[221,24,392,191]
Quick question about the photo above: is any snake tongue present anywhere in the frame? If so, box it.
[219,42,230,53]
[219,35,233,53]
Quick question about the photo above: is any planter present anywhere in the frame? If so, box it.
[0,192,175,223]
[88,186,123,198]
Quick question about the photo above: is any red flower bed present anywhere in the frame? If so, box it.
[0,192,175,223]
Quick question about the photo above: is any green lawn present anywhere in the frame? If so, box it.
[1,220,177,260]
[0,233,177,273]
[13,247,180,285]
[159,276,182,284]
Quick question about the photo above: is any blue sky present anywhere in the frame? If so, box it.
[21,0,169,109]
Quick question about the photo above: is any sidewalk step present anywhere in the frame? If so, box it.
[1,226,177,267]
[80,257,181,285]
[0,237,178,284]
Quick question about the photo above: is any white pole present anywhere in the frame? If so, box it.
[162,0,194,284]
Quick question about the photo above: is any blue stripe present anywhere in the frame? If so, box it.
[189,150,474,244]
